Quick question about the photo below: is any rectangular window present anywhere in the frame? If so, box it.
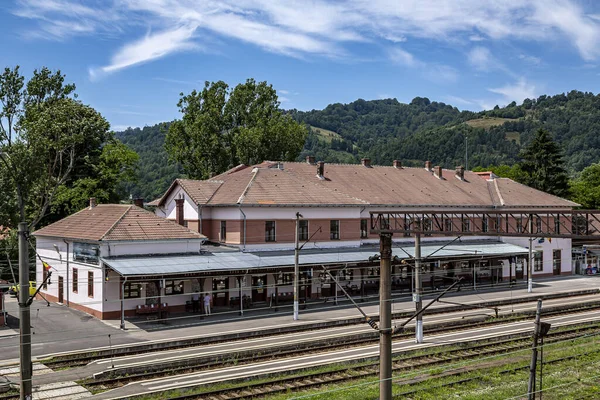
[72,268,78,293]
[516,217,523,233]
[339,269,354,281]
[482,216,488,233]
[360,219,368,239]
[404,216,411,237]
[444,218,453,232]
[536,217,542,233]
[423,218,432,237]
[330,220,340,240]
[276,272,293,285]
[88,271,94,298]
[299,220,309,241]
[553,249,562,272]
[462,218,470,232]
[554,217,561,233]
[534,252,543,272]
[183,220,189,228]
[164,280,184,295]
[220,220,227,242]
[265,221,276,242]
[496,215,502,232]
[124,282,141,299]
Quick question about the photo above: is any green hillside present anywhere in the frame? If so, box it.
[117,91,600,201]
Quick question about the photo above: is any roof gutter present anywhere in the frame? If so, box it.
[239,205,247,252]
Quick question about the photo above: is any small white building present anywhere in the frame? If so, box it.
[33,200,205,319]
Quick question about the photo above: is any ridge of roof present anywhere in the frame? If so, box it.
[100,205,134,240]
[494,178,580,207]
[237,168,260,204]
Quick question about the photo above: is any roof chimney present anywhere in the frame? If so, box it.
[425,161,432,171]
[455,165,465,181]
[361,158,371,167]
[393,160,402,169]
[306,155,315,165]
[316,161,325,180]
[133,198,144,208]
[434,166,443,179]
[89,197,96,209]
[175,198,185,226]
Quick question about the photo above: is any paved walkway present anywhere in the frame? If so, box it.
[1,275,599,364]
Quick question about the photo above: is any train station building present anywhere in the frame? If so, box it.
[33,159,578,320]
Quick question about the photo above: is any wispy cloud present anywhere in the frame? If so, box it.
[90,25,199,79]
[389,47,458,83]
[12,0,600,77]
[444,95,474,106]
[488,78,537,104]
[388,47,420,67]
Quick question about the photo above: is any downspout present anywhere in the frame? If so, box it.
[198,204,203,236]
[63,240,70,308]
[239,206,247,251]
[120,276,127,330]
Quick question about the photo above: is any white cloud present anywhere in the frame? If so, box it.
[468,46,493,70]
[444,95,474,106]
[91,25,199,78]
[388,47,420,67]
[13,0,600,76]
[518,53,542,66]
[488,78,537,104]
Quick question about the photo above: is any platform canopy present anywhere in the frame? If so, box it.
[101,240,531,277]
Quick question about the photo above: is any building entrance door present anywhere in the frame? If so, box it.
[515,261,524,279]
[212,276,229,307]
[300,271,312,301]
[58,276,64,303]
[252,275,267,302]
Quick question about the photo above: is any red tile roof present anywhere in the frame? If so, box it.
[168,161,576,209]
[33,204,205,241]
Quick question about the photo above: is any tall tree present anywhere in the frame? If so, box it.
[165,79,307,179]
[0,66,138,229]
[519,128,570,197]
[570,163,600,209]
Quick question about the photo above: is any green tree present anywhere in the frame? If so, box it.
[0,66,138,229]
[570,163,600,208]
[165,79,307,179]
[472,164,527,182]
[519,128,570,197]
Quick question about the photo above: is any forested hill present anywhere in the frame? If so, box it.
[117,91,600,201]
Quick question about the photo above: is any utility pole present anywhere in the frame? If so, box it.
[528,299,543,400]
[528,217,534,293]
[379,232,393,400]
[18,222,32,400]
[293,212,301,321]
[414,233,423,343]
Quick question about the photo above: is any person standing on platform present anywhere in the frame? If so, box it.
[203,293,212,315]
[191,291,200,313]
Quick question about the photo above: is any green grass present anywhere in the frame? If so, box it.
[465,117,517,129]
[126,324,600,400]
[310,125,342,142]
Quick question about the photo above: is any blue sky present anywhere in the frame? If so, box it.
[3,0,600,131]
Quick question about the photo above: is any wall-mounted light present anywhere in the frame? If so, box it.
[53,244,62,261]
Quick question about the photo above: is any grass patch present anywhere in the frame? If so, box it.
[465,117,517,129]
[310,126,342,142]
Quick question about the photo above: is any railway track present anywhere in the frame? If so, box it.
[41,301,600,372]
[115,322,600,400]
